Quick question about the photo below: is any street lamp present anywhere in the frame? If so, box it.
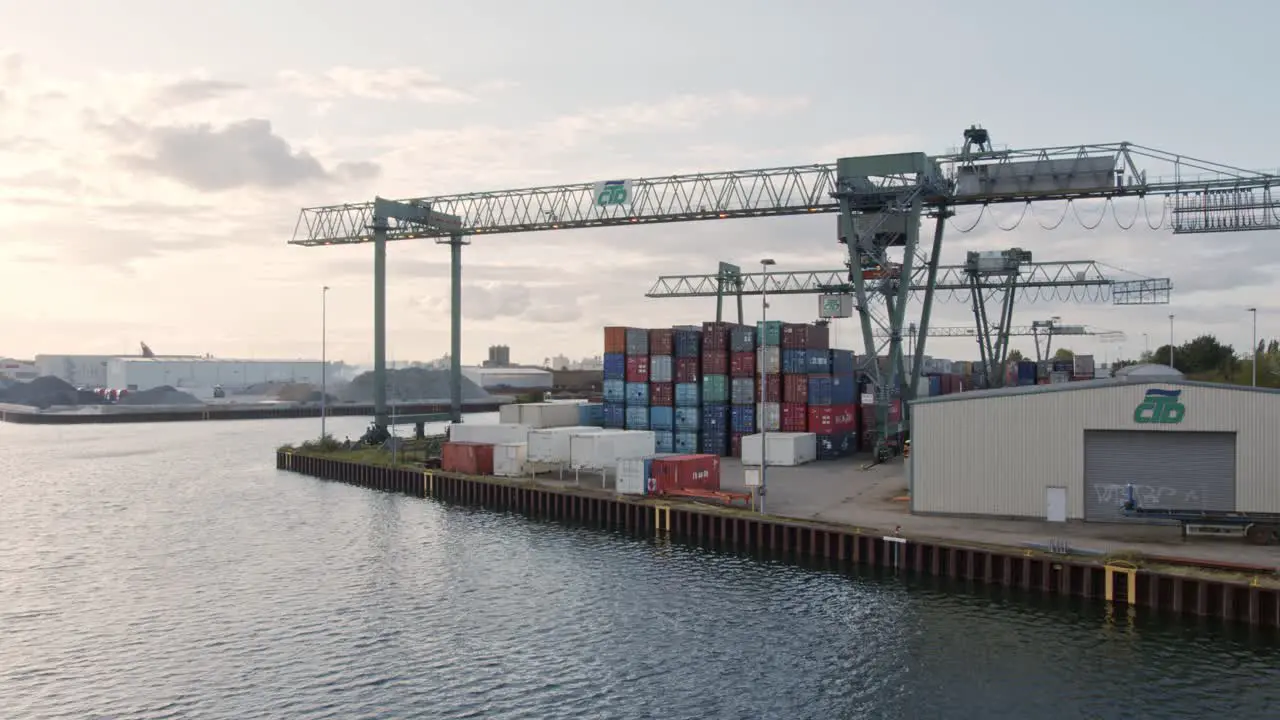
[1168,314,1175,369]
[759,257,776,515]
[322,285,330,439]
[1249,307,1258,387]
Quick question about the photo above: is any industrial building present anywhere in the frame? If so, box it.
[909,376,1280,523]
[461,366,553,391]
[105,357,329,395]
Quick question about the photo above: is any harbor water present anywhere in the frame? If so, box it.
[1,417,1278,719]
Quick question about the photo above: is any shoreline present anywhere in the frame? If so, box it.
[275,448,1280,629]
[0,400,507,425]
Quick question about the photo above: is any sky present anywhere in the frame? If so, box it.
[1,0,1278,367]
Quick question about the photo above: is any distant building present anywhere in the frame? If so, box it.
[484,345,512,367]
[0,358,38,382]
[462,366,552,390]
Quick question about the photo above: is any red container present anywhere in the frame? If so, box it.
[781,402,808,432]
[805,323,830,350]
[782,374,809,404]
[781,323,808,349]
[649,382,674,406]
[651,453,721,493]
[701,350,728,376]
[604,326,628,354]
[831,404,857,433]
[701,322,730,351]
[888,398,902,423]
[674,357,700,383]
[649,328,674,356]
[625,356,649,382]
[730,433,744,458]
[729,351,755,378]
[441,441,494,475]
[759,374,782,403]
[811,404,858,434]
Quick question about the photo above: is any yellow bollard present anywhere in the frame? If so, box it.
[653,503,671,533]
[1103,560,1138,605]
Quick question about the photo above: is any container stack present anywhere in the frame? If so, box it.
[808,347,859,459]
[672,327,702,454]
[728,324,757,458]
[648,328,676,453]
[699,321,732,456]
[624,328,650,430]
[756,320,783,443]
[602,327,627,429]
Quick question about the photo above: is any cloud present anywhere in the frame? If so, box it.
[413,282,583,324]
[276,67,485,105]
[107,118,381,192]
[152,78,248,107]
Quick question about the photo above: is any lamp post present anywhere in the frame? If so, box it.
[1168,314,1175,369]
[1249,307,1258,387]
[759,258,776,514]
[321,285,330,439]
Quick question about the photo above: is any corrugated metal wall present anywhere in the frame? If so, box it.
[1082,430,1236,522]
[910,383,1280,519]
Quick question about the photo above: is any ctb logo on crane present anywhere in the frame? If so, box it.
[1133,388,1186,425]
[593,180,632,207]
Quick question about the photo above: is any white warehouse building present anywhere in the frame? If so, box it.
[462,366,553,390]
[106,358,330,393]
[909,378,1280,523]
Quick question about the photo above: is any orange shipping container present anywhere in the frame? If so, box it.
[441,441,495,475]
[604,326,629,354]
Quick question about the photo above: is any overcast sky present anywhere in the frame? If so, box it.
[1,0,1277,366]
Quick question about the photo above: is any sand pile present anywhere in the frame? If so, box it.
[340,368,491,403]
[117,385,204,406]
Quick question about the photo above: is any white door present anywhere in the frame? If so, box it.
[1046,486,1068,523]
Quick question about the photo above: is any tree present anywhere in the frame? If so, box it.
[1052,348,1074,361]
[1007,349,1025,363]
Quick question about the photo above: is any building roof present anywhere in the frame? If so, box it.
[463,366,551,375]
[113,356,322,364]
[1114,363,1184,378]
[911,375,1280,405]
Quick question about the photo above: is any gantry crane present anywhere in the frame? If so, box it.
[289,126,1279,458]
[645,253,1165,388]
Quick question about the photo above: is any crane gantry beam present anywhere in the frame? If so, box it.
[288,125,1276,457]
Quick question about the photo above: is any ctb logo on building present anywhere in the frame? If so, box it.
[1133,388,1186,425]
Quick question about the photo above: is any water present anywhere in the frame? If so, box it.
[2,417,1278,719]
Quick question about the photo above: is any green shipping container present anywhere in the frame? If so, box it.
[702,374,729,404]
[756,320,783,346]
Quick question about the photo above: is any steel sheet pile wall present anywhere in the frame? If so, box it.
[605,322,861,460]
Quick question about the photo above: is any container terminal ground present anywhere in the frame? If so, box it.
[277,448,1280,627]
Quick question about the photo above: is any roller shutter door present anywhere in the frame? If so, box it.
[1083,430,1236,522]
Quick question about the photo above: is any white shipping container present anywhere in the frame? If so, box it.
[756,402,781,432]
[448,422,530,445]
[527,426,609,464]
[741,432,818,467]
[570,430,654,470]
[935,359,954,375]
[500,402,582,428]
[616,457,651,495]
[493,442,528,477]
[757,347,781,375]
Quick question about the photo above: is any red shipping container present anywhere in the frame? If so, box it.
[831,404,858,433]
[625,356,649,382]
[701,350,728,376]
[780,323,807,349]
[781,402,808,432]
[729,351,755,378]
[889,398,902,424]
[730,433,744,458]
[649,382,674,406]
[441,441,494,475]
[782,374,809,404]
[701,322,730,350]
[649,328,674,356]
[604,326,628,354]
[652,453,721,494]
[674,357,700,383]
[759,374,782,403]
[805,323,830,350]
[808,405,836,435]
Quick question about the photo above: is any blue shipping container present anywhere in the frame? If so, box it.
[816,432,854,461]
[603,352,626,380]
[675,382,701,407]
[831,375,856,405]
[625,382,649,405]
[928,375,942,397]
[729,325,756,352]
[805,350,832,374]
[808,376,833,406]
[781,349,809,374]
[625,328,649,356]
[1017,360,1037,386]
[603,402,626,428]
[577,402,605,426]
[674,406,701,432]
[675,431,699,454]
[674,330,701,358]
[654,430,674,454]
[701,404,730,433]
[649,405,675,431]
[831,349,856,375]
[700,431,729,456]
[603,379,626,403]
[625,406,650,430]
[650,355,674,383]
[730,377,755,405]
[730,404,756,433]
